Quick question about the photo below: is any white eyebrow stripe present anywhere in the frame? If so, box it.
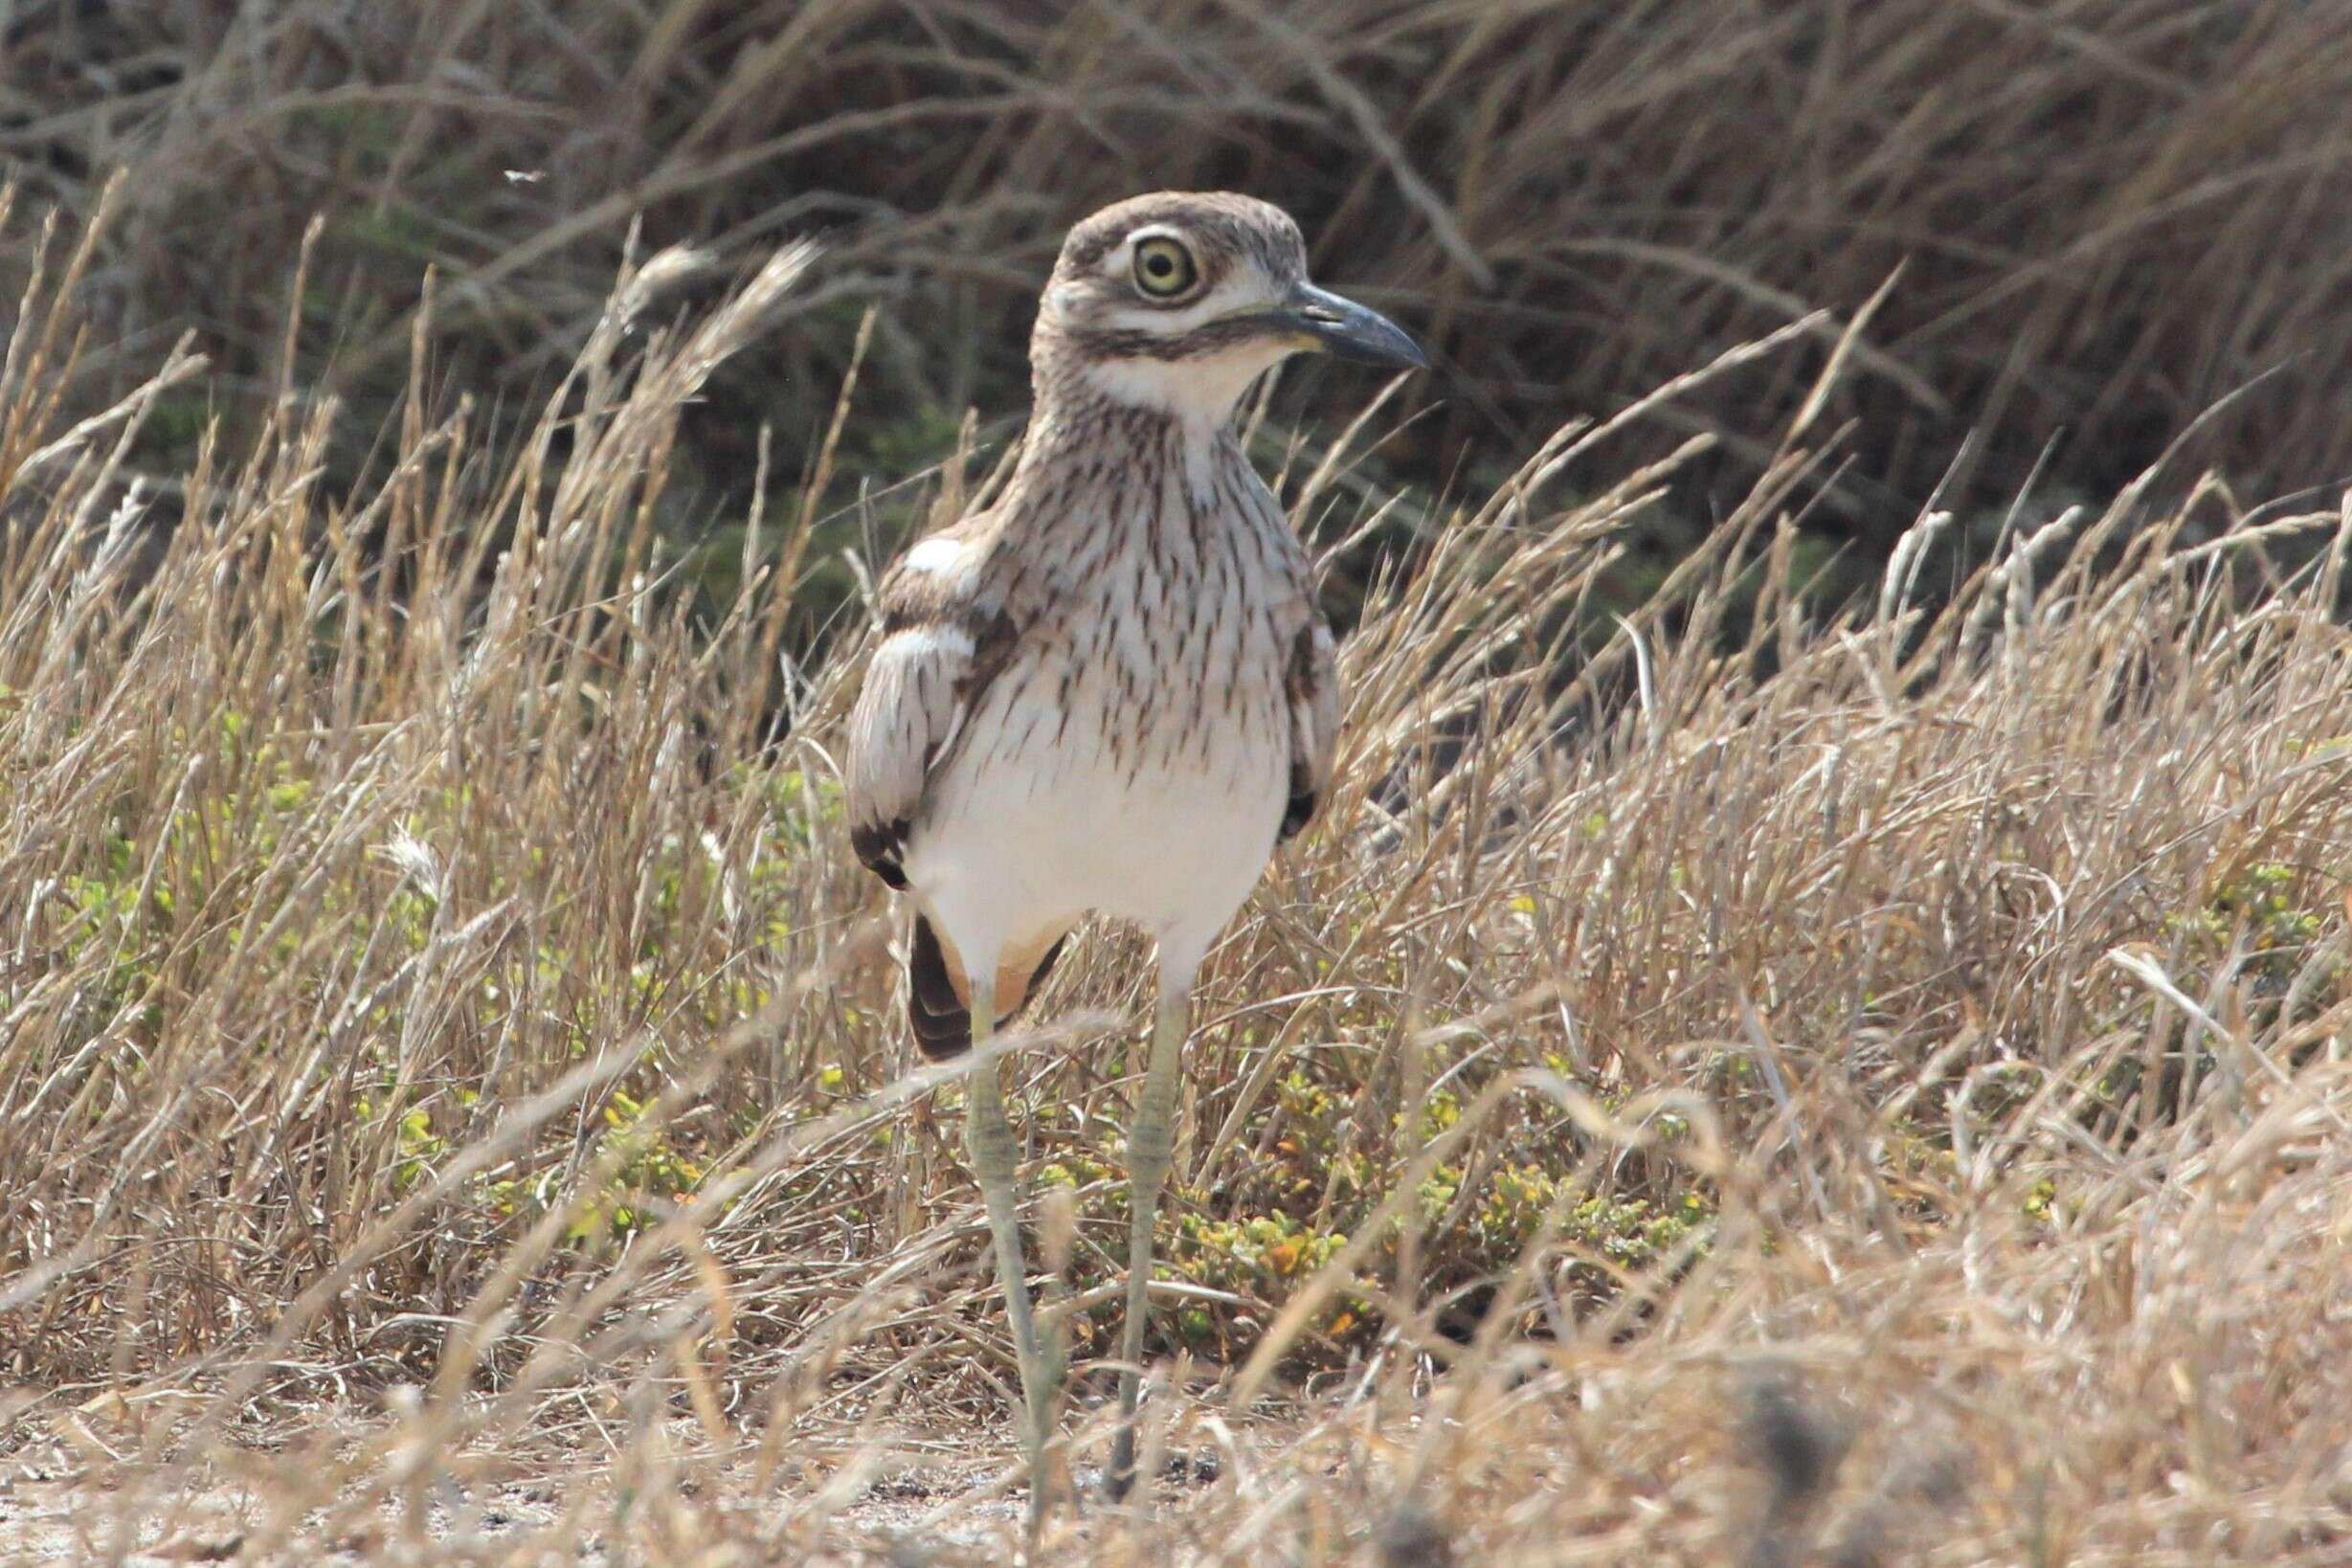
[1095,278,1257,337]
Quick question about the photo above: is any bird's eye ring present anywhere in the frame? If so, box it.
[1131,235,1198,300]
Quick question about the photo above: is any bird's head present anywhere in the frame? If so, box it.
[1031,191,1425,426]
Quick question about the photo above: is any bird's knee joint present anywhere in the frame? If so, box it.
[970,1123,1019,1189]
[1128,1121,1175,1181]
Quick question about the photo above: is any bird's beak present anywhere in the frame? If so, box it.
[1271,282,1427,370]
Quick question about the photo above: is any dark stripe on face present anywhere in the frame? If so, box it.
[1064,314,1288,363]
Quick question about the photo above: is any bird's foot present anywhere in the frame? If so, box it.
[1100,1430,1139,1503]
[1025,1435,1078,1537]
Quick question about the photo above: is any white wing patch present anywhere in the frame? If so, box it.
[1284,617,1341,840]
[902,534,969,575]
[845,516,1014,885]
[891,622,976,664]
[899,624,979,765]
[848,623,975,847]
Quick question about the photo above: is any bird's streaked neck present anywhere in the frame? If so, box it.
[997,406,1271,583]
[1014,360,1266,508]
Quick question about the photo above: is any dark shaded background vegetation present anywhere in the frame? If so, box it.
[9,0,2352,598]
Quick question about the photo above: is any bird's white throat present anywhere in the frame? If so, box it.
[1073,347,1282,434]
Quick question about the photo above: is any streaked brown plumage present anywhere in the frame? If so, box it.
[843,190,1423,1516]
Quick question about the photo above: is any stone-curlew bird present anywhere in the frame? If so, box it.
[846,190,1424,1512]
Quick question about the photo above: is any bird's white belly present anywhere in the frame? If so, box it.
[903,650,1289,966]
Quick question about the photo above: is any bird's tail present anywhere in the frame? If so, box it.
[907,913,1068,1061]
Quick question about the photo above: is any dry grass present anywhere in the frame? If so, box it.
[9,1,2352,539]
[7,190,2352,1565]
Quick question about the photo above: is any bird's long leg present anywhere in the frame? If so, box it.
[1107,969,1192,1496]
[963,977,1055,1518]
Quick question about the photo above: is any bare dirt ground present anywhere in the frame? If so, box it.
[2,1396,1304,1565]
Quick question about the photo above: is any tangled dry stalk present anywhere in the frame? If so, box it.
[5,196,2352,1563]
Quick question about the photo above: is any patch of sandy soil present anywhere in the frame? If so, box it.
[0,1421,1229,1564]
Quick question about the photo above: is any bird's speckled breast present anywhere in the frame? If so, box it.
[906,425,1301,945]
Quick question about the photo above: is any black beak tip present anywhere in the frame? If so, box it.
[1289,285,1430,373]
[1353,330,1428,373]
[1331,316,1430,372]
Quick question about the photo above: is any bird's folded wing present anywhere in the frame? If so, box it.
[845,526,1015,888]
[1281,615,1342,842]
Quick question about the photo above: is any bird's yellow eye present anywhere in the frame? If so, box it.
[1131,235,1198,300]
